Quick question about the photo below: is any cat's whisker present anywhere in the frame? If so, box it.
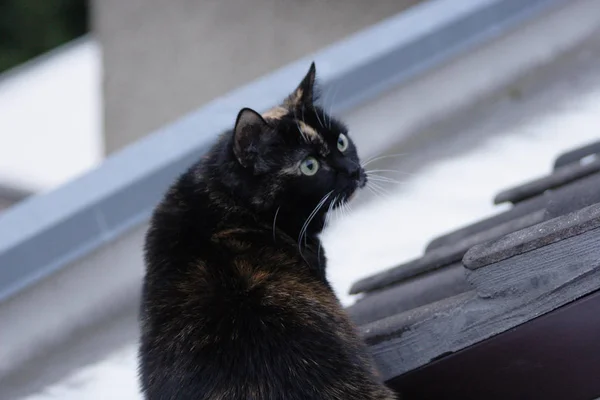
[369,181,393,197]
[327,84,340,129]
[272,206,281,243]
[365,185,376,197]
[366,169,414,177]
[325,195,338,227]
[345,202,354,218]
[301,192,332,252]
[293,110,309,143]
[368,180,389,195]
[314,106,325,129]
[361,153,408,168]
[317,242,323,265]
[370,188,387,202]
[335,198,343,216]
[342,201,350,219]
[337,198,350,220]
[367,175,400,182]
[349,159,362,169]
[369,179,389,190]
[367,175,402,185]
[301,105,306,125]
[298,191,333,258]
[366,172,401,179]
[366,185,385,202]
[321,84,334,128]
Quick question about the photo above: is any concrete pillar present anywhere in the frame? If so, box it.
[93,0,421,154]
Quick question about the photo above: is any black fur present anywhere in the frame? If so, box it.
[139,63,397,400]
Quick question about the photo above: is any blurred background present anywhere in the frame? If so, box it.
[1,0,600,399]
[0,0,422,205]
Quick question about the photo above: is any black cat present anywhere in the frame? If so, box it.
[139,63,397,400]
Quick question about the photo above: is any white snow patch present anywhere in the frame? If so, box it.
[0,39,102,193]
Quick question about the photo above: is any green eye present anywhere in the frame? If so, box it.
[337,134,349,152]
[300,156,319,176]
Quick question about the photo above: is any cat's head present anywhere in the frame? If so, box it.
[226,63,366,227]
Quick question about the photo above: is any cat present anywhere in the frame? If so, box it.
[139,63,397,400]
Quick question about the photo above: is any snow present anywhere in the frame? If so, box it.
[0,39,102,193]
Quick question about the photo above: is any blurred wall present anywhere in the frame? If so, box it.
[93,0,422,154]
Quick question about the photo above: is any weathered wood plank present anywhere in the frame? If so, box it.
[388,290,600,400]
[348,263,470,325]
[494,158,600,205]
[365,225,600,380]
[350,210,546,294]
[464,202,600,270]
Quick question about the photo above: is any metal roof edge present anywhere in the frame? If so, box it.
[0,0,566,302]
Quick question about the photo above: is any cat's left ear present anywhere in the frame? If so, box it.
[284,62,316,109]
[233,107,270,170]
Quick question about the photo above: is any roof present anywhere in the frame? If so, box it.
[350,139,600,399]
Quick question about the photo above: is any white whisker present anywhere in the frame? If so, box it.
[368,180,388,195]
[298,191,333,259]
[367,175,402,184]
[327,84,340,129]
[337,198,349,220]
[366,169,414,177]
[369,181,392,197]
[361,153,408,168]
[272,206,281,243]
[322,85,334,128]
[325,195,338,227]
[368,187,386,202]
[302,192,332,249]
[365,185,381,200]
[314,107,325,129]
[293,110,309,143]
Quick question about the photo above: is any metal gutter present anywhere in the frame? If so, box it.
[0,185,31,205]
[0,0,567,303]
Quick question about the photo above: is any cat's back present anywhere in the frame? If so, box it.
[140,173,394,399]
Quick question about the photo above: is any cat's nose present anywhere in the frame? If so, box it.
[347,164,360,179]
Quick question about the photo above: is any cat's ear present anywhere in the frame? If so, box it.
[284,62,316,109]
[233,107,269,169]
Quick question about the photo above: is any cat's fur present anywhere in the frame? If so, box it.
[139,63,397,400]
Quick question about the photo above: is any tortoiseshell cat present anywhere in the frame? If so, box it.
[139,63,396,400]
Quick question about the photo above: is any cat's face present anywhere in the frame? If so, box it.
[231,63,366,216]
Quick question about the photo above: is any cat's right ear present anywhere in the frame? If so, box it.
[233,108,269,169]
[284,62,317,109]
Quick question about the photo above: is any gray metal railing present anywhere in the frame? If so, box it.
[0,0,566,304]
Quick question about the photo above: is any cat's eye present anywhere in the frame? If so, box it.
[300,157,320,176]
[337,134,349,152]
